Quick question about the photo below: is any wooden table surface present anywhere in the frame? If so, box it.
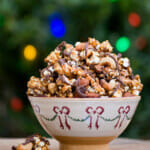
[0,138,150,150]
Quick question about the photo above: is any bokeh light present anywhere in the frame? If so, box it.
[116,37,130,52]
[49,12,66,38]
[128,12,141,28]
[24,45,37,61]
[10,97,23,112]
[136,36,147,50]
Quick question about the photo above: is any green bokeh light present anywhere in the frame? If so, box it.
[116,37,130,53]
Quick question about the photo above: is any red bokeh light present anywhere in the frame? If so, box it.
[128,12,141,27]
[136,36,147,50]
[10,97,23,112]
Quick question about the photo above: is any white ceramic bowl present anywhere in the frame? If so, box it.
[28,96,141,150]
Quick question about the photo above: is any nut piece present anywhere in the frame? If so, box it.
[123,92,135,97]
[80,79,89,86]
[99,57,116,69]
[48,83,56,94]
[94,64,104,73]
[86,92,100,98]
[75,42,86,51]
[101,79,116,91]
[17,143,33,150]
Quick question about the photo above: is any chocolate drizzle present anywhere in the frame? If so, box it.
[116,78,125,86]
[12,134,50,150]
[56,41,66,51]
[58,58,65,65]
[58,75,71,85]
[85,43,88,57]
[63,48,73,57]
[74,78,88,98]
[117,53,122,59]
[110,83,120,97]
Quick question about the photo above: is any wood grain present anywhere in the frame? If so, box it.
[0,138,150,150]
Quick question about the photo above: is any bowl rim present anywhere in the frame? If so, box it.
[28,96,141,102]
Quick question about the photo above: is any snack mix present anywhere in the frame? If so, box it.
[12,134,50,150]
[27,38,143,98]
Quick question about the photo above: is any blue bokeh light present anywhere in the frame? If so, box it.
[49,13,66,38]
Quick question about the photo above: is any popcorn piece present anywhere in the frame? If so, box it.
[44,50,61,64]
[99,40,113,52]
[48,83,57,94]
[70,50,80,61]
[112,89,122,97]
[27,76,47,96]
[12,134,50,150]
[119,58,130,68]
[88,37,100,48]
[86,51,100,65]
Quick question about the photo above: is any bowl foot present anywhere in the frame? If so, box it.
[55,136,116,150]
[60,143,108,150]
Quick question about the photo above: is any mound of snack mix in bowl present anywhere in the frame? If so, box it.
[27,38,143,98]
[12,134,50,150]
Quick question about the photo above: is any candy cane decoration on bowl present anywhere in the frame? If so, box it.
[53,106,71,130]
[114,105,130,128]
[86,106,104,129]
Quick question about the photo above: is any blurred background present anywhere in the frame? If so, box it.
[0,0,149,139]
